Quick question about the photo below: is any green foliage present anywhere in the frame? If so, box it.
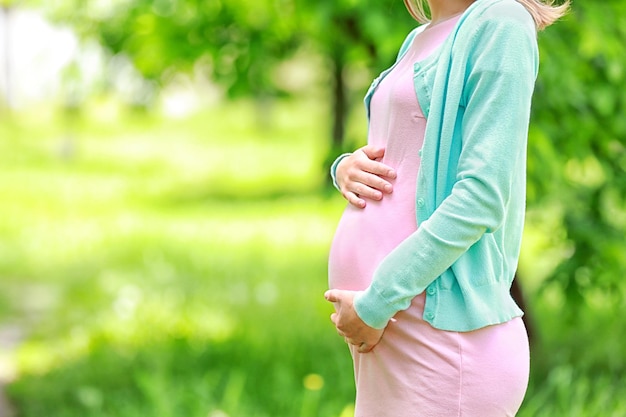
[299,0,414,64]
[39,0,415,94]
[529,1,626,313]
[37,0,416,149]
[40,0,301,97]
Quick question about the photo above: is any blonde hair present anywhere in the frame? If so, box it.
[403,0,570,30]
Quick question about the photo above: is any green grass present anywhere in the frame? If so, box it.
[1,99,626,416]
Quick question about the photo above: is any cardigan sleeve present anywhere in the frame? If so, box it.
[329,153,352,190]
[354,9,539,329]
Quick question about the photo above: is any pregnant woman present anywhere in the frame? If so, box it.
[325,0,568,415]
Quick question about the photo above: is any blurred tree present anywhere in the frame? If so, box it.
[296,0,414,155]
[40,0,414,145]
[42,0,301,100]
[529,0,626,316]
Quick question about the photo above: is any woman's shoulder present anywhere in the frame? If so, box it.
[470,0,535,29]
[452,0,536,51]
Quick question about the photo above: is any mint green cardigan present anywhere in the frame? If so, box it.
[343,0,539,332]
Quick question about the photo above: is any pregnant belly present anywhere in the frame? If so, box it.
[328,195,417,291]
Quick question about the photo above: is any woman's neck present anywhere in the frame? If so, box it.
[428,0,475,25]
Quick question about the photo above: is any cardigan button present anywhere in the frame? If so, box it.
[417,198,425,207]
[425,312,434,321]
[418,149,423,157]
[427,286,436,295]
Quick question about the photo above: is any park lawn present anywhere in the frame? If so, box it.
[0,100,357,417]
[1,99,625,416]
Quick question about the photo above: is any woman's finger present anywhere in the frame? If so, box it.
[356,156,396,180]
[348,172,391,198]
[344,191,366,208]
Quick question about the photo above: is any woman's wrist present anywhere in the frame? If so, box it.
[330,153,352,190]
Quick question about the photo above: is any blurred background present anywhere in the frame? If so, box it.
[0,0,625,416]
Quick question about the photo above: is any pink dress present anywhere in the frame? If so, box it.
[328,16,530,417]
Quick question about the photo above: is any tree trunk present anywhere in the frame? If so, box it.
[511,276,535,345]
[324,51,348,185]
[331,52,346,154]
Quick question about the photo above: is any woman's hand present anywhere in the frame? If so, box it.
[335,145,397,208]
[324,289,384,353]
